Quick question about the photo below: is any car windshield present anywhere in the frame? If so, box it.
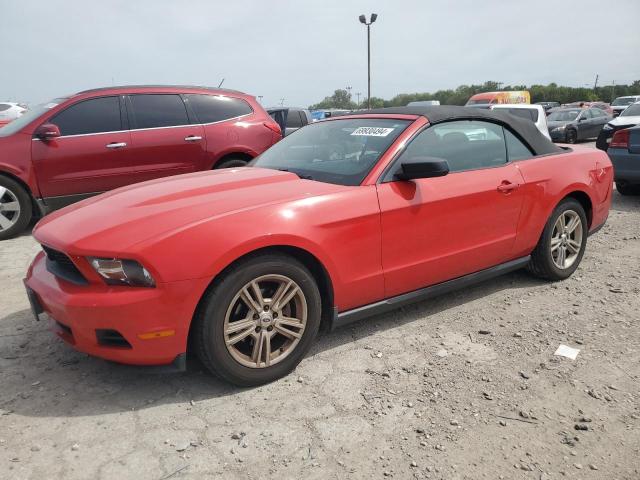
[251,118,411,186]
[612,97,637,106]
[547,110,580,121]
[620,104,640,117]
[0,98,67,137]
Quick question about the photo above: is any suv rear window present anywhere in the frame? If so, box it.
[129,94,189,129]
[502,108,538,122]
[186,94,252,124]
[51,96,122,136]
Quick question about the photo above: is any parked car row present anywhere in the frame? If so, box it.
[0,85,282,239]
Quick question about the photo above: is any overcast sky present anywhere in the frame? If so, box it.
[2,0,639,107]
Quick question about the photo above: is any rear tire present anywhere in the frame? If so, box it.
[192,253,321,386]
[215,158,248,169]
[616,182,640,196]
[0,176,32,241]
[527,198,587,281]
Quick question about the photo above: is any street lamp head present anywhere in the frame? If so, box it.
[370,13,378,23]
[359,14,366,24]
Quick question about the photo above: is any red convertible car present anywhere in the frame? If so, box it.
[24,107,613,385]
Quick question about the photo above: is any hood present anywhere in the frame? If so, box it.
[33,167,346,254]
[609,115,640,127]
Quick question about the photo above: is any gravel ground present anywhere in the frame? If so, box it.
[1,152,639,479]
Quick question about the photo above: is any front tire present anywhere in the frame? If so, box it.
[565,129,577,144]
[527,198,587,281]
[193,253,321,386]
[0,176,33,241]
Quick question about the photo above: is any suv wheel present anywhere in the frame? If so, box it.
[193,253,321,386]
[527,198,587,281]
[215,158,248,169]
[0,176,33,241]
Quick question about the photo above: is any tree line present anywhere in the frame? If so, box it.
[309,80,640,110]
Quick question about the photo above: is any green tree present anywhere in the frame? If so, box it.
[309,89,356,110]
[310,80,640,109]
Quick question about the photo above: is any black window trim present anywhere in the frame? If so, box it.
[34,94,126,139]
[378,118,542,184]
[182,93,254,127]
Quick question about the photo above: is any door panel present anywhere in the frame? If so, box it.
[32,132,132,198]
[377,163,525,297]
[31,95,134,198]
[126,124,207,180]
[126,94,209,180]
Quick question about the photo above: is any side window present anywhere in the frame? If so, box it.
[186,94,253,124]
[129,94,189,129]
[50,96,121,136]
[396,120,507,174]
[0,104,11,112]
[286,111,303,128]
[504,129,534,161]
[580,110,593,120]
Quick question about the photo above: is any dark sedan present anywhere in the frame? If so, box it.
[608,126,640,195]
[547,107,611,143]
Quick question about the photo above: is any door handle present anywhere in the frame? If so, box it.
[106,142,127,149]
[497,181,520,193]
[184,135,202,142]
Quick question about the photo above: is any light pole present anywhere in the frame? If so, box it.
[356,92,361,109]
[359,13,377,109]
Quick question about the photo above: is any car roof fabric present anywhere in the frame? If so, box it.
[362,106,563,155]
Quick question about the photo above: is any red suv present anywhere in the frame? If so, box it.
[0,85,281,240]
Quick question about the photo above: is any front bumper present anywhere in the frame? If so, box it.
[24,251,210,366]
[549,128,567,142]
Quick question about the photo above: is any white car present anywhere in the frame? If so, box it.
[489,104,550,140]
[0,102,27,125]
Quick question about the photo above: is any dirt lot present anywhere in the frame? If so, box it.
[1,164,639,479]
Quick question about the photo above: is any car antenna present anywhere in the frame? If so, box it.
[218,78,225,88]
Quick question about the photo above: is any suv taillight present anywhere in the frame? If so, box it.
[263,121,282,136]
[610,129,630,149]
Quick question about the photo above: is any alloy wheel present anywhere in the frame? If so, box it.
[550,210,583,269]
[223,274,307,368]
[0,186,21,233]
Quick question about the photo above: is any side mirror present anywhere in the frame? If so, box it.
[395,156,449,181]
[35,123,61,140]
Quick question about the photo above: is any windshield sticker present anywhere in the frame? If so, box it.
[350,127,395,137]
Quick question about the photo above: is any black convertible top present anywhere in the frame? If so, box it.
[361,106,563,156]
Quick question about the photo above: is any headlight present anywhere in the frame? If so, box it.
[88,257,155,287]
[552,125,566,132]
[602,124,613,131]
